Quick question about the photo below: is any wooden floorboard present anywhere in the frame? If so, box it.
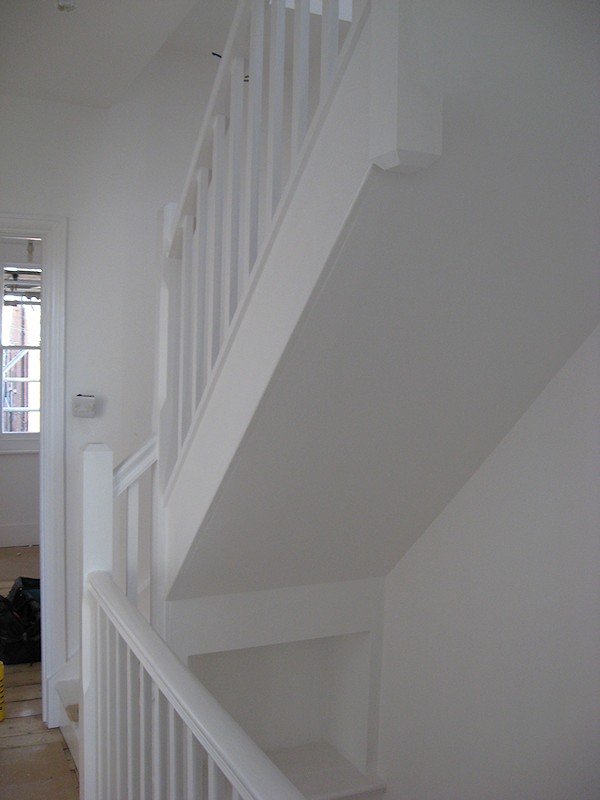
[0,546,79,799]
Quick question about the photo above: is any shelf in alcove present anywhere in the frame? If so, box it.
[266,740,386,800]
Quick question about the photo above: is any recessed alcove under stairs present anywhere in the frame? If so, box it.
[190,633,385,800]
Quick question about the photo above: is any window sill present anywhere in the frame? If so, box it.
[0,434,40,454]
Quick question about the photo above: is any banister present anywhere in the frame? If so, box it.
[113,435,158,497]
[87,570,306,800]
[161,0,372,499]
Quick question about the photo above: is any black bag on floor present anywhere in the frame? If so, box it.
[0,576,41,664]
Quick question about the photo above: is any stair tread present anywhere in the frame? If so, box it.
[267,741,385,800]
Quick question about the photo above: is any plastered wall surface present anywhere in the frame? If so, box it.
[0,453,39,546]
[379,326,600,799]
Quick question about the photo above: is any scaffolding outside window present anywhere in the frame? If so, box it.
[1,260,42,437]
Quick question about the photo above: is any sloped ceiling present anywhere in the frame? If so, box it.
[0,0,236,108]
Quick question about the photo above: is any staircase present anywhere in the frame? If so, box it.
[74,2,436,794]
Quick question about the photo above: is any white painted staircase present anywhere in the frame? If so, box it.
[76,0,443,796]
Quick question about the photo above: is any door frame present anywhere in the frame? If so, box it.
[0,213,67,726]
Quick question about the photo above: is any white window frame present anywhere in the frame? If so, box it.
[1,272,42,452]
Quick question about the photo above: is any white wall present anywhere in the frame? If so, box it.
[379,326,600,799]
[0,453,39,546]
[0,45,218,653]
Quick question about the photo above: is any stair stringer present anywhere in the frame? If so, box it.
[164,18,374,600]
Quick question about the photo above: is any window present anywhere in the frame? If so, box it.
[0,237,42,450]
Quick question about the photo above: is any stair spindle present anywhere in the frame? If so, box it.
[208,114,227,367]
[242,0,265,280]
[194,168,210,409]
[208,755,229,800]
[223,57,246,341]
[291,0,311,161]
[185,728,203,800]
[320,0,340,97]
[266,0,286,221]
[178,215,195,448]
[126,649,141,800]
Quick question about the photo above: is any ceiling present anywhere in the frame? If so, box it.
[0,0,237,108]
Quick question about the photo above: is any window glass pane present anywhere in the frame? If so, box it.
[1,245,42,436]
[2,349,41,433]
[2,268,41,347]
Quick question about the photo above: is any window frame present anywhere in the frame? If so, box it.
[0,253,42,453]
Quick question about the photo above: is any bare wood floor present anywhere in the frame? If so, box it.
[0,546,79,799]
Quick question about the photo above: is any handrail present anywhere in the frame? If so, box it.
[87,570,305,800]
[113,435,158,497]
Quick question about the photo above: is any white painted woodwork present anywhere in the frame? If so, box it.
[209,757,229,800]
[158,240,183,486]
[157,203,177,414]
[166,0,373,586]
[153,688,169,799]
[126,649,141,800]
[159,0,362,496]
[81,579,99,799]
[291,0,311,160]
[265,0,286,220]
[168,705,185,800]
[164,0,369,500]
[115,634,128,798]
[203,174,216,391]
[209,114,227,367]
[185,728,203,800]
[193,169,210,408]
[112,437,157,607]
[96,610,107,798]
[140,668,153,798]
[320,0,339,97]
[179,214,195,446]
[242,0,265,281]
[368,0,442,171]
[125,480,140,605]
[162,201,179,260]
[84,570,305,800]
[113,437,158,497]
[222,57,245,337]
[82,444,114,576]
[107,624,118,798]
[267,741,385,800]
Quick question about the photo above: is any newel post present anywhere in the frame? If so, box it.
[82,443,114,577]
[81,443,114,800]
[369,0,442,172]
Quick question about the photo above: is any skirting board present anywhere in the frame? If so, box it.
[0,523,40,547]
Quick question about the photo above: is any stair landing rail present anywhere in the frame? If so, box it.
[81,442,305,800]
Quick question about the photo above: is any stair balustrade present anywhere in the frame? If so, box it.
[158,0,370,489]
[81,441,305,799]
